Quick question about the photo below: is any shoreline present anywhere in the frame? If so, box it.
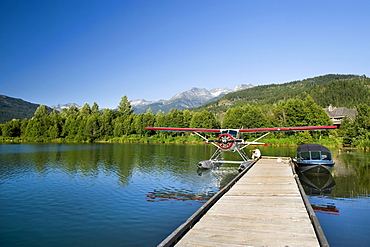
[0,137,362,149]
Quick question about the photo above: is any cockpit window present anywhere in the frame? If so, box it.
[229,130,237,137]
[221,130,238,137]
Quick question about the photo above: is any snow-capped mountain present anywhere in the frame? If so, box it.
[132,84,253,114]
[51,84,253,114]
[130,99,166,107]
[169,87,215,107]
[50,103,81,111]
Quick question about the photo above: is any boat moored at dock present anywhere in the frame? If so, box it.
[293,143,335,173]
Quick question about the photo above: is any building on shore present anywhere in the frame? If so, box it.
[324,105,357,125]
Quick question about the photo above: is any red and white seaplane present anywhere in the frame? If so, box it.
[145,126,337,170]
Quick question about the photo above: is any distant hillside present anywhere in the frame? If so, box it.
[0,95,52,123]
[194,74,370,113]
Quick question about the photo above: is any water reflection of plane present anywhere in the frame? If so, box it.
[198,167,240,189]
[298,171,339,215]
[146,168,239,203]
[146,189,213,204]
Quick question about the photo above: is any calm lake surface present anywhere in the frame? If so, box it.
[0,143,369,246]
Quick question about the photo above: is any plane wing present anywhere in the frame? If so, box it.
[145,127,221,132]
[238,125,337,132]
[146,126,337,132]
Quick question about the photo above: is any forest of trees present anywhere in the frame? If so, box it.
[1,95,370,148]
[195,75,370,113]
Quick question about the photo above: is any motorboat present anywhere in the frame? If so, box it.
[293,144,335,173]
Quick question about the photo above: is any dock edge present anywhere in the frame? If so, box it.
[157,161,255,247]
[290,160,330,247]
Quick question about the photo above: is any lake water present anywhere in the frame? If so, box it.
[0,143,369,246]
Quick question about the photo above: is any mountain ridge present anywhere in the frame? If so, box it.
[194,74,370,113]
[131,84,253,114]
[2,74,368,124]
[0,95,53,123]
[50,103,81,112]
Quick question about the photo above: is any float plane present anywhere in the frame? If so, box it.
[145,126,337,170]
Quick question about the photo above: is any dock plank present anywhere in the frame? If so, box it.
[175,158,319,247]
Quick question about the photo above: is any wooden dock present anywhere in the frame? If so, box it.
[161,158,326,247]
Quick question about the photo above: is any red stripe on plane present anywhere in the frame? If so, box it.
[238,126,337,132]
[146,125,337,133]
[145,127,221,132]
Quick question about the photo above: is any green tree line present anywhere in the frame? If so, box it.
[1,95,370,147]
[195,75,370,114]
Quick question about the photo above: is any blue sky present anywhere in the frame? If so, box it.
[1,0,369,109]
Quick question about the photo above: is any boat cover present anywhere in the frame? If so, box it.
[297,144,330,153]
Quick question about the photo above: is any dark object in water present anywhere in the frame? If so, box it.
[198,160,213,169]
[293,144,335,173]
[238,161,254,172]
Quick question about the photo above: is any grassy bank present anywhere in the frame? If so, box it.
[0,135,341,148]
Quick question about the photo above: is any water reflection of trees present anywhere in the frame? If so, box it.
[0,143,221,188]
[0,144,137,186]
[331,149,369,198]
[4,144,367,197]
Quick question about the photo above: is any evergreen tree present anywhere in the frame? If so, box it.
[92,102,100,115]
[134,113,146,136]
[113,118,124,137]
[33,105,49,119]
[117,95,133,117]
[85,114,100,140]
[123,115,136,135]
[76,115,88,141]
[99,109,114,138]
[80,103,92,116]
[69,105,80,114]
[48,110,63,139]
